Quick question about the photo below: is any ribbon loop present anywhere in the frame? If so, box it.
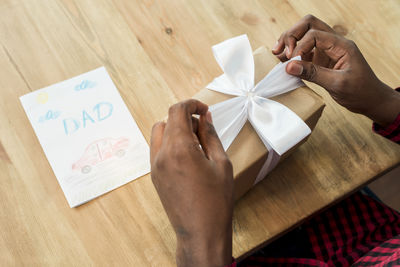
[208,35,254,95]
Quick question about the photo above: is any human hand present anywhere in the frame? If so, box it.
[273,15,400,127]
[150,99,233,267]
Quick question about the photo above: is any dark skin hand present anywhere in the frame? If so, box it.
[150,16,400,267]
[150,99,233,267]
[273,15,400,127]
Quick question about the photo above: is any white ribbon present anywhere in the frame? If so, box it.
[207,35,311,184]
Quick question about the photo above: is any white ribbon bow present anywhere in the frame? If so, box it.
[207,35,311,184]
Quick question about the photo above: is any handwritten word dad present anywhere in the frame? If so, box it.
[63,102,113,135]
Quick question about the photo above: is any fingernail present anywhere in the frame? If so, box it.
[272,41,279,51]
[285,46,291,58]
[206,111,213,123]
[288,61,303,76]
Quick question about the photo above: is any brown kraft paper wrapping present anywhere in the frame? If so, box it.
[192,46,325,200]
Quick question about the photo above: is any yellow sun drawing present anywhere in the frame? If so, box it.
[36,92,49,104]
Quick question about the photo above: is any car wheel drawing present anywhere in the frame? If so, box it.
[81,165,91,174]
[115,149,125,158]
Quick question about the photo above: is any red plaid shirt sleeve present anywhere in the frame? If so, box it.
[224,262,236,267]
[372,87,400,143]
[353,235,400,266]
[238,193,400,266]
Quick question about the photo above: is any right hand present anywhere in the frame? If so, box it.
[273,15,400,127]
[150,99,233,267]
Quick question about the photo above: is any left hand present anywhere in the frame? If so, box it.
[150,99,234,267]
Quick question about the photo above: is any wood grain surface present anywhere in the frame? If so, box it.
[1,0,399,265]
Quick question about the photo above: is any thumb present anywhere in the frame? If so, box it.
[286,60,336,90]
[198,111,227,162]
[150,122,166,165]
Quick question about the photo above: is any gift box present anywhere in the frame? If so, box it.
[193,45,325,200]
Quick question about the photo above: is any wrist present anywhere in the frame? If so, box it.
[364,83,400,127]
[176,226,232,267]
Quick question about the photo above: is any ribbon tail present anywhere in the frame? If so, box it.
[209,96,248,151]
[248,96,311,155]
[246,99,281,185]
[252,56,305,98]
[247,96,311,182]
[253,149,280,185]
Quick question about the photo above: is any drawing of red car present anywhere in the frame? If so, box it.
[72,137,129,174]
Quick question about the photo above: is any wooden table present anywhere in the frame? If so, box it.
[1,0,399,265]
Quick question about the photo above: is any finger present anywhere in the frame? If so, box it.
[191,116,199,134]
[284,15,335,49]
[276,50,289,62]
[197,111,227,162]
[165,99,208,140]
[272,34,285,55]
[285,37,296,59]
[277,15,335,58]
[287,15,335,41]
[302,50,314,62]
[150,122,166,165]
[313,48,332,68]
[286,60,338,90]
[191,116,201,147]
[292,29,347,62]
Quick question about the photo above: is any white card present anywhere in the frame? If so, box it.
[20,67,150,208]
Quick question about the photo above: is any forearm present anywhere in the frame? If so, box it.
[364,82,400,127]
[176,226,232,267]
